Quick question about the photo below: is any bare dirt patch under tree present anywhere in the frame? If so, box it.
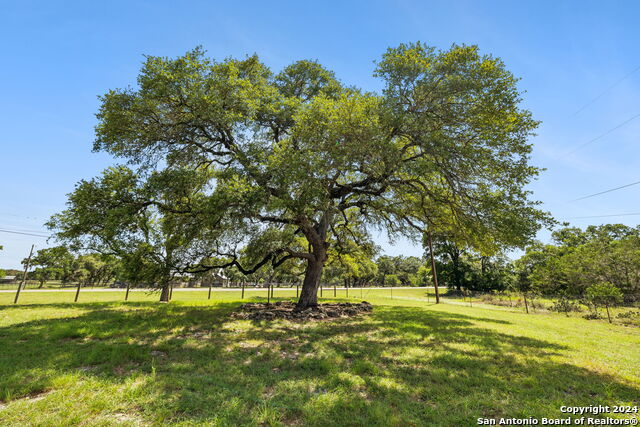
[231,301,373,321]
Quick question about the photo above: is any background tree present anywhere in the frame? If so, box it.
[586,282,623,323]
[511,261,535,314]
[425,231,514,292]
[517,224,640,300]
[49,166,231,301]
[324,237,379,288]
[25,246,75,287]
[468,254,513,292]
[73,254,120,287]
[415,264,432,287]
[423,232,469,291]
[374,255,423,286]
[29,268,54,288]
[385,274,402,286]
[51,43,550,309]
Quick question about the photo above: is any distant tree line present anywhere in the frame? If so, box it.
[21,246,120,288]
[425,231,513,293]
[17,243,430,289]
[23,223,640,306]
[515,224,640,301]
[425,223,640,302]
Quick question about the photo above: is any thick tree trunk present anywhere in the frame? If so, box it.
[296,257,325,309]
[160,285,170,302]
[295,212,331,310]
[427,230,440,304]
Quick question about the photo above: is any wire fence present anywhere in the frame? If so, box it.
[2,280,639,326]
[432,290,640,327]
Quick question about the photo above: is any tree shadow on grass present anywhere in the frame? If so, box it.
[0,302,638,426]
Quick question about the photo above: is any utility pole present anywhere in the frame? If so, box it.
[427,230,440,304]
[74,280,82,302]
[14,244,35,304]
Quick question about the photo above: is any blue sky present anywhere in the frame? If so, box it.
[1,0,639,268]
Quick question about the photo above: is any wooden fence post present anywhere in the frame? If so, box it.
[14,244,35,304]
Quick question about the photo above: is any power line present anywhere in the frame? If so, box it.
[563,212,640,220]
[571,179,640,202]
[0,228,50,238]
[561,112,640,158]
[0,225,50,234]
[0,212,40,221]
[571,65,640,117]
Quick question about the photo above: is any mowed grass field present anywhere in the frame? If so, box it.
[0,289,638,426]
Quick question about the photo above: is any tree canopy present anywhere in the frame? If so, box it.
[50,43,550,307]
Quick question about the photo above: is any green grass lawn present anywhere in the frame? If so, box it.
[1,289,638,426]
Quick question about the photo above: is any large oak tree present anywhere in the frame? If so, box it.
[51,43,550,308]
